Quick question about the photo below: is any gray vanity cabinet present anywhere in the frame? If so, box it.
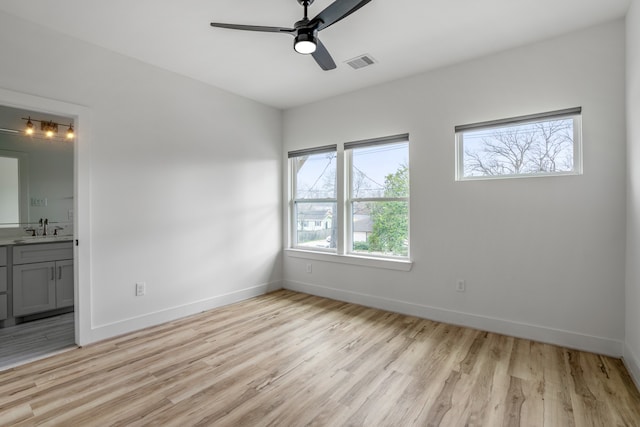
[0,247,7,320]
[12,242,73,317]
[55,259,74,308]
[13,262,57,316]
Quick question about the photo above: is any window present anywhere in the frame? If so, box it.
[346,139,409,257]
[455,107,582,180]
[289,145,337,250]
[289,135,410,261]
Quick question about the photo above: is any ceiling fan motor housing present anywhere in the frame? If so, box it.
[294,27,318,54]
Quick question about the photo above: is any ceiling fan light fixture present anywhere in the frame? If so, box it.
[210,0,372,70]
[294,32,317,54]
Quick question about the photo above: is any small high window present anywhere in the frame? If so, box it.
[455,107,582,180]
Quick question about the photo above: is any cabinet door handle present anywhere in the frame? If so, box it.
[58,266,62,280]
[51,267,55,281]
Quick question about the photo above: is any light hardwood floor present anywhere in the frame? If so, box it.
[0,290,639,426]
[0,313,76,371]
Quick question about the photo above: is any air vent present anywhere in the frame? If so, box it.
[345,54,376,70]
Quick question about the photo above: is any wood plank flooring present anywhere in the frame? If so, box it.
[0,290,638,426]
[0,313,76,371]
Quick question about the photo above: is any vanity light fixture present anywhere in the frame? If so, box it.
[21,116,74,141]
[42,121,58,138]
[25,117,35,135]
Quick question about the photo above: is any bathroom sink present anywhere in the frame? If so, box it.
[12,235,73,244]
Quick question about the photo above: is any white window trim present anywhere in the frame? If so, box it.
[455,107,583,181]
[287,134,413,270]
[285,248,413,271]
[289,146,337,252]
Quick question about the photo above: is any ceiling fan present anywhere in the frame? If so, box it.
[210,0,372,71]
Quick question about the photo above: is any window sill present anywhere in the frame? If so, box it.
[285,249,413,271]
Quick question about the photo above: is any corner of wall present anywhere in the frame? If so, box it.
[626,0,640,392]
[624,342,640,391]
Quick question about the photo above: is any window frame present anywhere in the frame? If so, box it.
[455,107,583,181]
[288,135,411,267]
[289,145,337,253]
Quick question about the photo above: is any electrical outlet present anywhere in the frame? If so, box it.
[306,263,312,273]
[136,282,146,296]
[30,197,48,207]
[456,280,466,293]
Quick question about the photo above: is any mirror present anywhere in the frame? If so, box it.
[0,105,74,233]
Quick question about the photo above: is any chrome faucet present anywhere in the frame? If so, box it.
[43,218,49,236]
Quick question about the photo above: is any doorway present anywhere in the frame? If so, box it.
[0,87,91,369]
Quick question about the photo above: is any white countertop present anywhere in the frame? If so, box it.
[0,235,74,246]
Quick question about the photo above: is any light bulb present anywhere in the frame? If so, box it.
[294,31,317,55]
[295,40,316,54]
[25,117,35,135]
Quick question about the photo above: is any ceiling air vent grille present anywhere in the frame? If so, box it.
[345,54,376,70]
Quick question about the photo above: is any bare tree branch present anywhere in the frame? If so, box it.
[464,119,574,177]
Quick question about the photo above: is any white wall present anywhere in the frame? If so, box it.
[0,11,283,344]
[283,20,627,356]
[626,0,640,387]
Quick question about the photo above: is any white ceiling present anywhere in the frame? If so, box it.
[0,0,631,109]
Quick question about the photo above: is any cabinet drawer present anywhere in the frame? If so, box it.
[13,242,73,265]
[0,246,6,266]
[0,266,6,293]
[0,294,6,320]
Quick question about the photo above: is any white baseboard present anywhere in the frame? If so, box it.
[623,343,640,391]
[86,281,282,344]
[284,280,624,357]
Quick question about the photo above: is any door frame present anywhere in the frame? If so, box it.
[0,87,92,346]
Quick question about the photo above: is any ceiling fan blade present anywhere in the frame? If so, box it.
[210,22,295,34]
[309,0,372,32]
[311,39,337,71]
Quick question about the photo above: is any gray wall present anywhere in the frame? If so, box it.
[283,20,627,356]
